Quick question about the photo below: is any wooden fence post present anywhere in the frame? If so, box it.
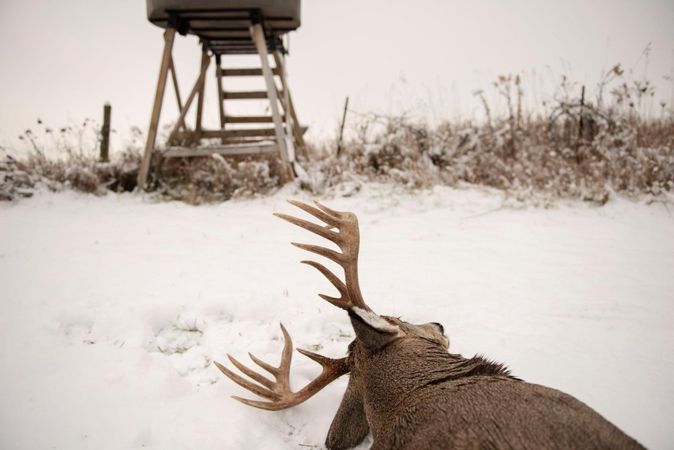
[578,85,585,141]
[100,103,111,162]
[336,96,349,156]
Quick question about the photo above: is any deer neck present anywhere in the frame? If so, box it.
[359,341,459,425]
[360,340,514,437]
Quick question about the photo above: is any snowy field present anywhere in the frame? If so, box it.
[1,186,673,450]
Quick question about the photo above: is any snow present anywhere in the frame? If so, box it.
[0,186,672,450]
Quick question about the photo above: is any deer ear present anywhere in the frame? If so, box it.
[348,307,402,352]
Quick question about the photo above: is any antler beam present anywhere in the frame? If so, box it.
[214,324,349,410]
[274,200,371,311]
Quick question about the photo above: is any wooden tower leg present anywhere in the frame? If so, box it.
[168,55,186,132]
[275,52,295,162]
[215,54,226,143]
[195,47,209,143]
[167,52,211,144]
[250,22,293,182]
[273,51,306,151]
[138,27,176,191]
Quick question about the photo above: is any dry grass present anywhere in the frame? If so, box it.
[2,65,672,205]
[0,120,283,204]
[154,154,281,204]
[304,68,673,205]
[305,112,673,206]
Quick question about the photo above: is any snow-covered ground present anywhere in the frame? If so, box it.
[1,186,673,450]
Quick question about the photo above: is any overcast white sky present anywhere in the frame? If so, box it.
[1,0,672,152]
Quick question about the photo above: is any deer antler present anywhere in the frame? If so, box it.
[274,200,371,311]
[214,324,349,410]
[216,201,368,410]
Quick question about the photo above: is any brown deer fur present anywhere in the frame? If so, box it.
[322,310,644,449]
[216,201,644,450]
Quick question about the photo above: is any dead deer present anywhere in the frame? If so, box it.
[215,200,644,450]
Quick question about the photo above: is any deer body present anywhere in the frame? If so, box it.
[216,201,644,450]
[335,329,643,450]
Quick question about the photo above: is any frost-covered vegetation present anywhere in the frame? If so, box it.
[0,120,140,201]
[2,65,672,205]
[307,67,673,205]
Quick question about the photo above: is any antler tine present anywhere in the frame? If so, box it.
[291,242,345,264]
[248,352,277,376]
[273,213,341,243]
[286,199,340,227]
[300,260,347,295]
[230,396,283,411]
[277,323,293,388]
[312,201,344,218]
[297,348,344,367]
[215,323,349,411]
[227,354,275,389]
[276,200,371,312]
[214,360,280,400]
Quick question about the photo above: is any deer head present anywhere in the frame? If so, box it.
[214,200,452,448]
[215,201,644,450]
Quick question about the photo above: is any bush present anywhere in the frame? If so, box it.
[155,154,280,204]
[2,64,672,205]
[304,68,673,205]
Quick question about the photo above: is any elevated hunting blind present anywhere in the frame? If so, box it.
[139,0,305,189]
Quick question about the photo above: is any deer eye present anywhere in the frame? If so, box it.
[431,322,445,335]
